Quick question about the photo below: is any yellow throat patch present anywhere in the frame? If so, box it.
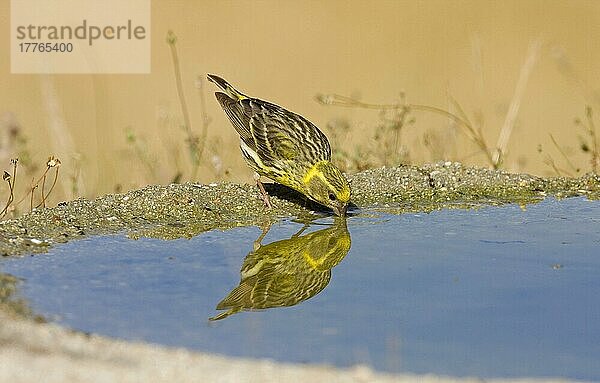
[302,160,350,203]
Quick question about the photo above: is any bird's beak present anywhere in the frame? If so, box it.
[333,202,348,217]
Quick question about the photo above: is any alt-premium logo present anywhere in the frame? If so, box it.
[15,19,147,46]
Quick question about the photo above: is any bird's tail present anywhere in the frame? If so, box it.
[207,74,248,101]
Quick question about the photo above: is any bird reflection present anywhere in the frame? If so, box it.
[210,219,351,321]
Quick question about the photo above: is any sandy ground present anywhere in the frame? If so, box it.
[0,164,598,382]
[0,310,584,383]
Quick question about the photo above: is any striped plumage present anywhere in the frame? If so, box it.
[210,220,351,321]
[207,74,351,216]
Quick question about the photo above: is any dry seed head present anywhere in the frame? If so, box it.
[47,156,61,168]
[315,94,335,105]
[3,171,10,181]
[166,30,177,45]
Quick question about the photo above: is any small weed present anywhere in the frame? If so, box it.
[318,39,542,172]
[372,98,415,167]
[542,106,600,176]
[538,143,573,177]
[317,93,485,171]
[122,31,213,188]
[125,127,159,181]
[1,156,61,220]
[194,75,212,172]
[575,106,599,174]
[0,159,18,218]
[317,89,522,172]
[167,30,209,181]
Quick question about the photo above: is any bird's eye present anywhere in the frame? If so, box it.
[328,193,336,201]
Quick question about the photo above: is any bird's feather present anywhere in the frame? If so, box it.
[213,87,331,168]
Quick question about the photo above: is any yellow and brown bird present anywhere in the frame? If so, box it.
[210,219,351,321]
[207,74,351,216]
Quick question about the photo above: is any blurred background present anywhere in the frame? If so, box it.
[1,0,599,216]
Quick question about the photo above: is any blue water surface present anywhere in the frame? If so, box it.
[2,197,599,380]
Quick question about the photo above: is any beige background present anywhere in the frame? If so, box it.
[10,0,150,74]
[1,0,599,204]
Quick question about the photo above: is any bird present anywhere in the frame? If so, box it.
[209,219,351,321]
[207,74,351,216]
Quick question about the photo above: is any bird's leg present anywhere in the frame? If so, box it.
[253,173,272,208]
[253,221,272,251]
[292,223,309,238]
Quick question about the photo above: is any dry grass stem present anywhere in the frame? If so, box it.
[4,156,62,214]
[583,107,599,173]
[319,39,543,171]
[549,134,578,176]
[0,159,18,219]
[493,39,542,166]
[167,30,201,180]
[195,76,211,169]
[317,93,495,167]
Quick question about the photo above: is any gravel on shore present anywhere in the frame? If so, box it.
[1,163,598,258]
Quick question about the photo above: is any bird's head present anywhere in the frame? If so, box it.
[302,161,351,216]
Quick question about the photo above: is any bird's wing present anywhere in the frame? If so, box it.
[215,93,331,163]
[215,92,254,145]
